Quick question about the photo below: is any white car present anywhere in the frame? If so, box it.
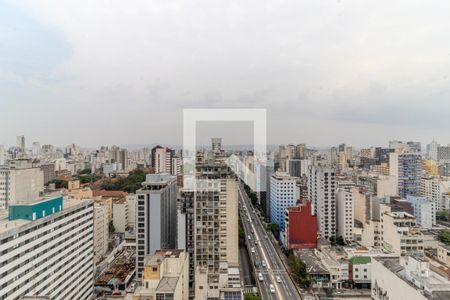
[261,261,266,268]
[269,284,275,294]
[276,276,282,283]
[251,247,255,253]
[258,272,263,282]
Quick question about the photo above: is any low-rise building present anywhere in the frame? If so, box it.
[372,256,450,300]
[437,244,450,268]
[132,249,189,300]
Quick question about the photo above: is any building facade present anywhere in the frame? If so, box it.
[270,171,299,231]
[0,197,94,300]
[136,174,178,279]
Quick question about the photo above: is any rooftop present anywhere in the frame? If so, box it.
[0,197,93,235]
[376,257,450,300]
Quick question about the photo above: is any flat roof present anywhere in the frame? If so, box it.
[0,198,93,235]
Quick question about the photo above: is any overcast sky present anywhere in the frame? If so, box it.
[1,0,450,148]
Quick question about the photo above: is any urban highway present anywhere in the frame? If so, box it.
[238,183,302,300]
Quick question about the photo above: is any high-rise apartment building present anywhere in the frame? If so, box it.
[193,163,241,300]
[211,137,222,153]
[135,174,178,279]
[308,165,337,239]
[152,145,175,174]
[16,135,25,152]
[286,158,309,178]
[421,176,450,211]
[0,196,95,300]
[389,153,422,198]
[336,187,355,242]
[437,145,450,163]
[270,171,299,231]
[93,202,109,264]
[0,160,44,209]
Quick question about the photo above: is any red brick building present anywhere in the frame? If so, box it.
[285,201,317,249]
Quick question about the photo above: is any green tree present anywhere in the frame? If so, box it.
[78,168,92,175]
[47,179,68,189]
[244,294,261,300]
[437,210,450,221]
[438,230,450,245]
[287,253,311,288]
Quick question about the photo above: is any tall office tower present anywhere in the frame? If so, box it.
[193,164,241,300]
[338,143,346,153]
[135,174,178,279]
[437,145,450,164]
[93,203,109,264]
[0,160,44,209]
[374,147,394,164]
[295,144,306,159]
[172,156,182,176]
[119,148,129,170]
[286,158,309,178]
[211,137,222,152]
[426,140,439,161]
[16,135,25,152]
[152,145,175,174]
[0,196,94,300]
[336,187,355,242]
[389,153,422,198]
[32,142,41,157]
[260,161,275,222]
[270,171,299,231]
[328,147,339,166]
[0,144,5,165]
[308,165,337,239]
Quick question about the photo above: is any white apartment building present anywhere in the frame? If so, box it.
[127,194,136,229]
[406,195,436,229]
[113,198,128,233]
[0,197,94,300]
[380,204,424,256]
[336,187,355,242]
[94,202,110,264]
[136,174,178,279]
[421,176,450,211]
[270,171,299,231]
[0,162,44,209]
[308,165,337,239]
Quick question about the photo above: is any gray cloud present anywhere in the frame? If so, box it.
[1,0,450,147]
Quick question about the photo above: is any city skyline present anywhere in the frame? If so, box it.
[2,1,450,146]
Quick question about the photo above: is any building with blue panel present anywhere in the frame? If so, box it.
[8,195,63,221]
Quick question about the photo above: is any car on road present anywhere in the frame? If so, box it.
[276,276,282,283]
[261,261,266,268]
[251,247,255,253]
[258,272,263,282]
[248,235,251,240]
[269,284,275,294]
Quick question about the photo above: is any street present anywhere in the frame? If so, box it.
[238,183,302,300]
